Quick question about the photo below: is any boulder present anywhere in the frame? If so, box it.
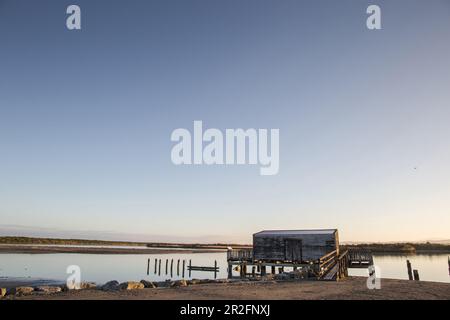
[140,280,157,288]
[0,288,6,298]
[101,281,120,291]
[155,280,171,288]
[170,280,188,287]
[189,279,202,285]
[12,287,34,295]
[34,286,62,294]
[119,281,145,290]
[80,282,97,290]
[63,282,97,290]
[274,273,291,281]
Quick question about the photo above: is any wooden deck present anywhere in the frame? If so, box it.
[227,248,373,281]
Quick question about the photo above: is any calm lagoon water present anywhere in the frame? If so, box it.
[0,251,449,285]
[349,253,450,283]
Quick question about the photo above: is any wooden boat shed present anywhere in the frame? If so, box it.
[227,228,373,281]
[253,229,339,263]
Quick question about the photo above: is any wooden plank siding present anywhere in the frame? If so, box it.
[252,230,339,263]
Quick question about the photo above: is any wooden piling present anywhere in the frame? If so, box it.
[189,259,192,278]
[228,262,232,279]
[252,266,256,277]
[170,259,173,277]
[261,264,266,277]
[413,269,420,281]
[182,260,185,278]
[147,258,150,275]
[158,259,161,276]
[214,260,218,279]
[154,258,157,274]
[406,260,413,280]
[271,266,275,274]
[177,259,180,276]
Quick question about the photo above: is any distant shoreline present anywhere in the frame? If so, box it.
[0,236,250,250]
[1,236,449,255]
[0,245,224,255]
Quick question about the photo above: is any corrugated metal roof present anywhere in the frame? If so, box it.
[254,229,337,236]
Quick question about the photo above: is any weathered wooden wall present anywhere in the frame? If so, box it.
[253,231,339,262]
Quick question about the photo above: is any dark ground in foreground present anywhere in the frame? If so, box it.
[6,277,450,300]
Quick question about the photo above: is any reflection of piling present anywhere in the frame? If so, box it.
[413,269,420,281]
[147,258,150,275]
[406,260,413,280]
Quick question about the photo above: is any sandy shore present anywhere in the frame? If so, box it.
[0,245,223,255]
[5,277,450,300]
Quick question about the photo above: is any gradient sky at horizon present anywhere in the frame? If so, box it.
[1,0,450,243]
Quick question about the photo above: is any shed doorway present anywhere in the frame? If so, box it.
[285,239,303,262]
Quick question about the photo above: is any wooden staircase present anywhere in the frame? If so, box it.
[319,248,374,280]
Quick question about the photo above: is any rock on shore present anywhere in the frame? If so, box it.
[119,281,145,290]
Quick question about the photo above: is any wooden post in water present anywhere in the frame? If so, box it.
[406,260,413,280]
[154,258,157,274]
[189,259,192,278]
[252,266,256,277]
[214,260,218,279]
[147,258,150,275]
[170,259,173,278]
[271,266,275,274]
[177,259,180,276]
[260,264,266,277]
[228,262,232,279]
[165,259,168,275]
[182,260,185,278]
[413,269,420,281]
[158,259,161,276]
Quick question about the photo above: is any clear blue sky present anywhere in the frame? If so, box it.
[1,0,449,243]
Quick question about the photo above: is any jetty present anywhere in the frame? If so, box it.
[227,229,373,281]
